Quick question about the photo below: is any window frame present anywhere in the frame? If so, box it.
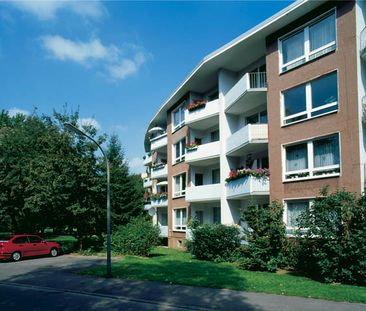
[172,102,186,132]
[282,133,341,182]
[281,71,338,126]
[173,138,186,164]
[173,173,186,198]
[278,9,337,73]
[284,199,313,235]
[173,208,187,231]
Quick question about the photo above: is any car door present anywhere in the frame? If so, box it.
[28,235,49,256]
[12,236,31,257]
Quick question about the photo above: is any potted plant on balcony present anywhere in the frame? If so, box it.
[187,100,206,112]
[225,168,270,183]
[186,141,199,151]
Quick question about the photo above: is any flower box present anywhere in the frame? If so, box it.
[226,168,270,183]
[187,100,206,112]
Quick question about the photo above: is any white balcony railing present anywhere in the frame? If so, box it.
[186,183,221,202]
[185,99,220,126]
[143,178,152,188]
[151,197,168,207]
[159,225,168,237]
[185,141,220,164]
[150,133,167,151]
[151,164,168,179]
[225,72,267,114]
[226,176,269,199]
[226,124,268,155]
[143,154,152,166]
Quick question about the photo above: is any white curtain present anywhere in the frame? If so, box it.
[287,202,308,227]
[286,143,308,171]
[282,31,304,63]
[314,136,339,168]
[309,14,335,51]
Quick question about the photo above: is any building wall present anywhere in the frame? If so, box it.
[266,1,361,202]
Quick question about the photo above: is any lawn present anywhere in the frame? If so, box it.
[82,247,366,304]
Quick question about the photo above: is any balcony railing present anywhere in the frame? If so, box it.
[151,164,168,179]
[151,197,168,207]
[185,141,220,164]
[226,124,268,155]
[226,176,269,199]
[143,178,152,188]
[150,133,167,151]
[143,154,152,166]
[186,183,221,202]
[185,99,220,128]
[225,72,267,114]
[159,225,168,237]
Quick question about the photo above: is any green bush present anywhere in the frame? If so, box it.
[186,224,240,262]
[238,201,286,272]
[46,235,78,254]
[111,217,160,257]
[296,188,366,285]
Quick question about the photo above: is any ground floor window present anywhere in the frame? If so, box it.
[285,200,310,234]
[174,208,187,231]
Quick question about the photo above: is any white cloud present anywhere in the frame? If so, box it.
[78,118,101,130]
[9,0,105,20]
[41,35,149,80]
[8,107,30,117]
[41,36,115,65]
[129,157,144,174]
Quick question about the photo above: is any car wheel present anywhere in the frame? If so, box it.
[50,248,58,257]
[12,251,21,262]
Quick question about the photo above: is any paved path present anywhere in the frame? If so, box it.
[0,255,365,311]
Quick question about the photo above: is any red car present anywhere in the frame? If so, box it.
[0,234,61,261]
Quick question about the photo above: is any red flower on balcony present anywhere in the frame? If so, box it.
[187,100,206,112]
[226,168,270,183]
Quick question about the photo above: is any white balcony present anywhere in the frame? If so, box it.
[159,225,168,237]
[185,99,220,130]
[143,154,152,166]
[151,164,168,179]
[150,133,167,152]
[143,178,152,188]
[186,184,221,202]
[151,197,168,207]
[185,141,220,166]
[226,124,268,156]
[226,176,269,199]
[225,72,267,115]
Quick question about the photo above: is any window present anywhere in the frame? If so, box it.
[246,110,268,125]
[195,211,204,225]
[195,173,203,186]
[174,138,186,163]
[174,208,187,231]
[282,72,338,125]
[173,173,186,197]
[207,90,219,101]
[13,237,28,244]
[212,169,220,184]
[172,103,185,131]
[284,134,340,180]
[28,236,42,243]
[285,200,310,234]
[280,11,336,72]
[213,207,221,224]
[210,130,219,142]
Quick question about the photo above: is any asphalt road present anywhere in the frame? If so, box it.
[0,255,365,311]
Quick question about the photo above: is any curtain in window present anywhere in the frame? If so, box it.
[309,14,335,52]
[287,201,308,227]
[175,143,180,159]
[173,110,179,127]
[182,140,186,155]
[282,31,304,64]
[182,209,187,226]
[314,135,339,167]
[174,176,180,194]
[286,143,308,171]
[175,210,180,228]
[180,107,185,123]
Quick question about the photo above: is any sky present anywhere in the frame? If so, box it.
[0,0,292,174]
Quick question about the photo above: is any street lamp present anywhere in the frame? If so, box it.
[64,122,112,278]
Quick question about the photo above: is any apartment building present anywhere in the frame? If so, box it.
[142,0,366,247]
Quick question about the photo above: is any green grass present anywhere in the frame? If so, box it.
[82,247,366,304]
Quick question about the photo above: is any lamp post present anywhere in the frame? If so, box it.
[64,123,112,278]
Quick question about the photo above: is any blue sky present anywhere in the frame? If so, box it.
[0,0,291,174]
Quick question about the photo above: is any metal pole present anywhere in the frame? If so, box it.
[64,123,112,278]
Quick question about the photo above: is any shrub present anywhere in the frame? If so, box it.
[46,235,78,254]
[238,201,286,272]
[296,188,366,285]
[186,224,240,262]
[111,217,160,257]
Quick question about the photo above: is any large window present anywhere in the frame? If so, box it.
[280,11,336,72]
[285,200,310,233]
[172,103,185,131]
[173,173,186,197]
[174,208,187,231]
[284,134,340,181]
[282,72,338,125]
[174,138,186,163]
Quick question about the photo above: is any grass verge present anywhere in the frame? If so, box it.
[81,247,366,304]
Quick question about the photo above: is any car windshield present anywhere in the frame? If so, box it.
[0,235,13,242]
